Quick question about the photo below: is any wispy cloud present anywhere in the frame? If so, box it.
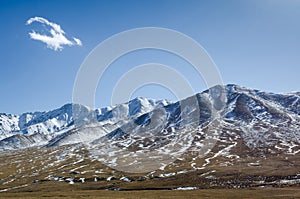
[73,37,82,46]
[26,17,82,51]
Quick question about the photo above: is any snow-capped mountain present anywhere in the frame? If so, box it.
[84,84,300,172]
[0,97,169,150]
[0,84,299,154]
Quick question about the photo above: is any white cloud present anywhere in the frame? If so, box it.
[26,16,82,51]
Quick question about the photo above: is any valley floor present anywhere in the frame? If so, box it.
[1,188,300,199]
[1,144,300,198]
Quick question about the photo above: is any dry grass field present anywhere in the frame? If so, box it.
[1,188,300,199]
[1,145,300,198]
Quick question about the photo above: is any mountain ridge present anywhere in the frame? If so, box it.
[0,84,299,153]
[0,97,170,150]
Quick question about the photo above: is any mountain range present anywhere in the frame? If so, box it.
[0,84,300,192]
[1,84,299,153]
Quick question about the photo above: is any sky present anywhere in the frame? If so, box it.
[0,0,300,114]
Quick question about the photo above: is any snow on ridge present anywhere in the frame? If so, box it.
[1,85,300,151]
[0,97,169,150]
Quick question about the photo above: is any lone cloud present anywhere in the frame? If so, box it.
[26,16,82,51]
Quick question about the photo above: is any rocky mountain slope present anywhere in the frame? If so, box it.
[1,84,299,153]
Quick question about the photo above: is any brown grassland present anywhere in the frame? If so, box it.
[1,188,300,199]
[1,145,300,198]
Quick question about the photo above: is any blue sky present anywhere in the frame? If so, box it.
[1,0,300,114]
